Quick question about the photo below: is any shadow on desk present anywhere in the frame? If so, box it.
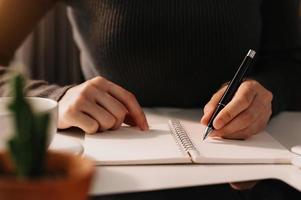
[90,180,300,200]
[90,183,239,200]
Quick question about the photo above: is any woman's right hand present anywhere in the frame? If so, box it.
[58,76,149,134]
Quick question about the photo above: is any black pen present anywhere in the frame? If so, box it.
[203,49,256,140]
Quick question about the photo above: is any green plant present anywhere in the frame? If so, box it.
[7,74,50,178]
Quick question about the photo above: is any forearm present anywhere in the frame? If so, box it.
[0,0,57,65]
[25,81,74,101]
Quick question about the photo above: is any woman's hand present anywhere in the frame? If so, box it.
[201,80,273,140]
[230,181,258,190]
[58,76,149,134]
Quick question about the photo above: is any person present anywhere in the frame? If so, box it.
[0,0,300,199]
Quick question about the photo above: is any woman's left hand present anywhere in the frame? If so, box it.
[230,181,258,190]
[201,80,273,140]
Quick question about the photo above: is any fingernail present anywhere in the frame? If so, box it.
[200,117,204,124]
[143,122,149,131]
[213,119,223,130]
[203,104,208,112]
[200,115,207,123]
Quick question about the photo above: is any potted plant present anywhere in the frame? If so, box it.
[0,74,94,200]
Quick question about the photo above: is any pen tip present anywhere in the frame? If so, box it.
[203,127,213,141]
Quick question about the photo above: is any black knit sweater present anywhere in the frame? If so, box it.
[65,0,301,114]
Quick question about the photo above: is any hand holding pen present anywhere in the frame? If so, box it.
[201,50,273,140]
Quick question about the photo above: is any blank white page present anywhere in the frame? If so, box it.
[84,124,191,165]
[182,121,294,164]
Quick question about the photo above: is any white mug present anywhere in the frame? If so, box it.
[0,97,58,150]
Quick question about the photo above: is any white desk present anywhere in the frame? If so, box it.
[55,108,301,195]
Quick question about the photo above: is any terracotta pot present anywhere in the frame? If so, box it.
[0,151,94,200]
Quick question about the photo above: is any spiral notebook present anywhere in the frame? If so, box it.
[84,119,293,165]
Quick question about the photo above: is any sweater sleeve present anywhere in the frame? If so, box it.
[249,0,301,116]
[0,66,74,101]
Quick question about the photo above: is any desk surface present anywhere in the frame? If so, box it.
[56,108,301,195]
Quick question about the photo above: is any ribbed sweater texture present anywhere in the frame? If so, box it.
[68,0,262,107]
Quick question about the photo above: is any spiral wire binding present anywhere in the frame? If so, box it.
[169,119,196,153]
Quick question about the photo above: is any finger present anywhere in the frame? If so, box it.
[80,101,117,131]
[200,86,227,125]
[124,114,137,127]
[213,81,257,130]
[94,90,128,130]
[89,76,111,91]
[212,95,266,137]
[219,109,270,140]
[230,181,258,190]
[77,83,127,130]
[108,84,149,130]
[71,111,99,134]
[89,77,148,130]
